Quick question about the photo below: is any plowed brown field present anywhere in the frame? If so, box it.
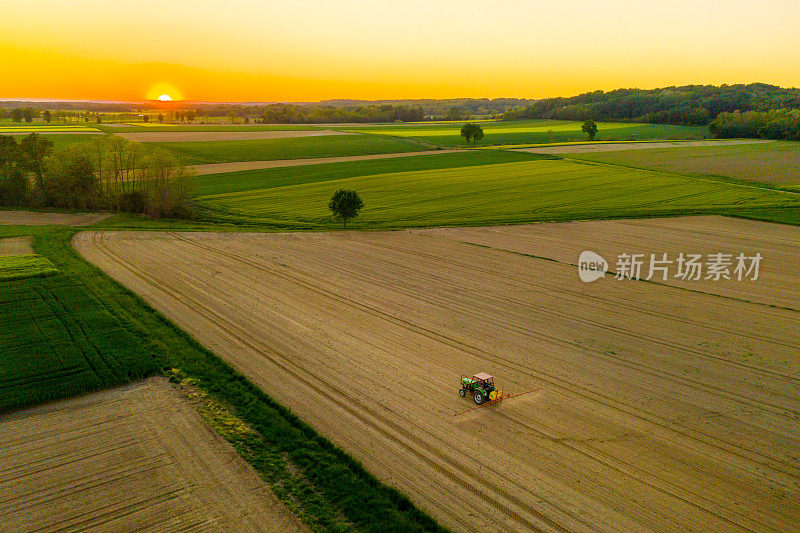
[73,217,800,533]
[0,377,306,532]
[0,210,111,226]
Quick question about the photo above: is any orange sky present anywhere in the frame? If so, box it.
[1,0,798,102]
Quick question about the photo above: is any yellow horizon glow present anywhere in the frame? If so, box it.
[1,0,799,102]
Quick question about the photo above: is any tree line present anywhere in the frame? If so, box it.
[1,98,536,125]
[258,104,425,124]
[0,134,193,218]
[503,84,800,126]
[710,109,800,141]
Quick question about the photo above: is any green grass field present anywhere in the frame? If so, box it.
[189,149,552,197]
[5,133,106,151]
[0,227,159,412]
[0,124,99,133]
[151,133,422,164]
[340,119,710,147]
[0,254,58,280]
[197,158,799,228]
[95,124,326,133]
[565,141,800,188]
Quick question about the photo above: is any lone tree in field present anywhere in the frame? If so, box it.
[460,123,484,146]
[582,119,598,140]
[328,189,364,229]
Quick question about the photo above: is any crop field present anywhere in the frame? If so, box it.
[117,129,351,142]
[0,377,306,532]
[565,140,800,187]
[4,134,105,153]
[515,139,766,154]
[340,120,710,146]
[0,237,57,282]
[189,149,546,196]
[196,158,800,228]
[0,254,58,280]
[0,274,155,412]
[0,124,99,133]
[149,133,422,164]
[189,148,471,175]
[0,253,158,410]
[0,235,33,255]
[0,210,112,226]
[74,216,800,532]
[421,215,799,310]
[96,123,326,133]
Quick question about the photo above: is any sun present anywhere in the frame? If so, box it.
[146,83,183,102]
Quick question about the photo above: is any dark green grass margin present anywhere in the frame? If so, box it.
[0,225,446,533]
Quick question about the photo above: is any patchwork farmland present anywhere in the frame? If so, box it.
[74,216,800,532]
[3,112,800,532]
[5,2,800,529]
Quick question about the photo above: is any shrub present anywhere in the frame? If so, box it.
[0,166,29,206]
[44,148,99,209]
[115,190,148,213]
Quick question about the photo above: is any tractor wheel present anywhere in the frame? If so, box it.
[459,388,467,398]
[474,391,484,405]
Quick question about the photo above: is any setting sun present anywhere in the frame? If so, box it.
[146,83,182,101]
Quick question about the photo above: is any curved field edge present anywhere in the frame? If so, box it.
[0,224,446,533]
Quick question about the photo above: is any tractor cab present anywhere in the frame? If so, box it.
[459,372,501,404]
[472,373,495,391]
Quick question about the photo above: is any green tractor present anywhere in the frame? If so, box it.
[459,373,503,405]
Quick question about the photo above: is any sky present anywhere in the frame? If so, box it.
[1,0,798,102]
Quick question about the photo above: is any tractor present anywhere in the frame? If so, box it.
[459,372,503,405]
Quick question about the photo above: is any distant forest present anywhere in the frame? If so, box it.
[502,83,800,126]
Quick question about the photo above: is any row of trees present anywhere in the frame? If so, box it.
[259,104,426,124]
[0,134,193,218]
[4,108,39,122]
[1,98,537,125]
[0,108,125,124]
[710,109,800,141]
[503,84,800,126]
